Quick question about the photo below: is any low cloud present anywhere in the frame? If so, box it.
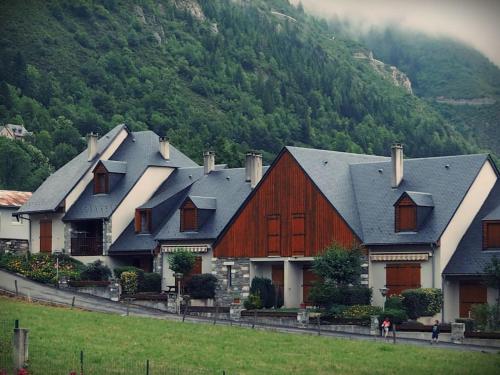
[290,0,500,66]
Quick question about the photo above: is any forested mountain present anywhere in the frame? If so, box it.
[0,0,485,190]
[354,26,500,156]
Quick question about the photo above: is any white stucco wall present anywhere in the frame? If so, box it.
[30,213,65,253]
[439,161,497,273]
[110,167,173,242]
[65,128,128,210]
[0,207,29,240]
[284,261,302,308]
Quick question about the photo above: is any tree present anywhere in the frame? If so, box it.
[167,250,196,275]
[312,243,362,286]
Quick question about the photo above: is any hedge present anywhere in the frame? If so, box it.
[378,308,408,325]
[401,288,442,319]
[185,274,217,299]
[309,285,372,308]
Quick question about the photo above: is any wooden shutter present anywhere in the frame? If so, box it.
[385,263,421,296]
[134,209,141,233]
[146,209,152,232]
[267,215,280,256]
[459,281,487,318]
[483,222,500,249]
[40,220,52,253]
[192,256,202,275]
[302,267,321,304]
[395,196,417,232]
[291,213,305,255]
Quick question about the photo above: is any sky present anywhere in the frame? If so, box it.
[290,0,500,66]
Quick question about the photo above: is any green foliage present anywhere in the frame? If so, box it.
[113,266,144,280]
[243,293,262,310]
[80,260,111,281]
[141,272,162,293]
[185,273,217,299]
[309,285,371,308]
[167,250,196,276]
[471,304,500,332]
[312,243,362,286]
[0,0,487,191]
[483,256,500,291]
[401,288,442,319]
[120,271,138,295]
[341,305,382,319]
[378,308,408,325]
[250,277,276,309]
[385,295,404,310]
[0,253,82,284]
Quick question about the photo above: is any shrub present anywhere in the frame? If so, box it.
[385,295,404,310]
[456,318,474,333]
[342,305,383,319]
[471,304,489,330]
[80,260,111,281]
[244,293,262,310]
[309,285,371,308]
[401,288,442,319]
[185,274,217,299]
[378,308,408,325]
[167,250,196,275]
[121,271,138,295]
[250,277,276,308]
[113,266,144,280]
[140,273,161,293]
[325,304,348,318]
[312,243,362,286]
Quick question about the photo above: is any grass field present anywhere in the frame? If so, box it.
[0,295,499,375]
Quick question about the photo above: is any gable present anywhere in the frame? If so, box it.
[214,150,359,258]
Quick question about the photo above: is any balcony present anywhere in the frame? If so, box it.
[71,236,103,256]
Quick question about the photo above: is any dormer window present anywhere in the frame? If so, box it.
[181,200,197,232]
[483,221,500,249]
[92,160,127,195]
[93,170,109,194]
[395,196,417,232]
[135,208,152,234]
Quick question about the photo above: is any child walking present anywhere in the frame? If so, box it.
[431,320,440,344]
[381,317,391,340]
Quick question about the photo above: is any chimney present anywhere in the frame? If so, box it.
[203,151,215,174]
[87,133,98,161]
[159,136,170,160]
[391,143,404,188]
[245,152,263,188]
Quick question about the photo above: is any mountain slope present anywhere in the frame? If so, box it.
[0,0,482,190]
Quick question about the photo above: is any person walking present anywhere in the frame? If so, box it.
[381,317,391,341]
[431,320,440,344]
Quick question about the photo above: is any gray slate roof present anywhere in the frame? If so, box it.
[189,196,217,210]
[100,160,127,174]
[403,191,434,207]
[443,181,500,275]
[17,124,128,214]
[63,131,197,221]
[109,166,268,252]
[286,146,388,238]
[350,154,490,245]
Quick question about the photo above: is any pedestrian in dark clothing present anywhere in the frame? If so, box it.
[431,320,440,344]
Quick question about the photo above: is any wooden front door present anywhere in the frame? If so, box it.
[40,220,52,253]
[272,265,284,296]
[459,280,487,318]
[302,267,320,304]
[385,263,421,296]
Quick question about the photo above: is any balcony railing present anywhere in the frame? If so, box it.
[71,237,103,256]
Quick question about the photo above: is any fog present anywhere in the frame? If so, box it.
[290,0,500,67]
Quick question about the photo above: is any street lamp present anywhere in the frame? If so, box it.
[379,287,389,311]
[53,249,63,286]
[174,272,183,315]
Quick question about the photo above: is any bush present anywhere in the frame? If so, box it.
[140,273,161,293]
[341,305,383,319]
[114,266,145,289]
[325,304,348,318]
[167,250,196,275]
[121,271,138,295]
[250,277,276,309]
[471,304,499,331]
[309,285,371,308]
[401,288,442,319]
[244,293,262,310]
[80,260,111,281]
[385,295,404,310]
[378,308,408,325]
[185,274,217,299]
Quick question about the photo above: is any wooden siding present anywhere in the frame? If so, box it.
[395,196,417,232]
[459,280,487,318]
[214,151,359,258]
[385,263,421,296]
[483,221,500,249]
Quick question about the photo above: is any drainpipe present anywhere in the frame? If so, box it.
[430,243,435,288]
[441,275,446,323]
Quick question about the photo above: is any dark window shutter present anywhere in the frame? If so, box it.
[484,222,500,249]
[135,209,141,233]
[267,215,280,256]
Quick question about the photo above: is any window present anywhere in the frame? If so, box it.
[135,209,152,233]
[94,172,109,194]
[395,197,417,232]
[291,213,305,255]
[227,265,232,287]
[267,215,280,256]
[180,200,197,231]
[385,263,421,296]
[483,221,500,249]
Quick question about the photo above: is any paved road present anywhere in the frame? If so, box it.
[1,269,498,353]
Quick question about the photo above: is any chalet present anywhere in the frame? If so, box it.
[16,125,198,270]
[0,190,32,254]
[109,151,268,291]
[212,145,499,322]
[0,124,31,140]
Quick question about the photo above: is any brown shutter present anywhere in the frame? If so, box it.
[459,281,487,317]
[267,215,280,256]
[135,209,141,233]
[386,263,421,296]
[395,196,417,232]
[484,222,500,249]
[291,213,305,255]
[146,209,152,232]
[40,220,52,253]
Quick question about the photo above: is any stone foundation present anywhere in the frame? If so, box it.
[0,239,29,255]
[212,257,251,306]
[103,220,112,255]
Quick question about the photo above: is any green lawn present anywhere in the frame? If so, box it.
[0,295,498,375]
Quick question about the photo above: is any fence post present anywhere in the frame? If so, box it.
[146,359,149,375]
[12,326,29,371]
[14,280,18,296]
[213,302,219,325]
[392,324,397,344]
[71,296,76,309]
[316,315,321,336]
[80,350,84,375]
[252,310,257,329]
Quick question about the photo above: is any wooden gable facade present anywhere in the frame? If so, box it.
[214,150,359,258]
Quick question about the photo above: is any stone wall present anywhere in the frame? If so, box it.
[102,219,112,255]
[212,257,251,306]
[0,239,28,255]
[64,222,71,253]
